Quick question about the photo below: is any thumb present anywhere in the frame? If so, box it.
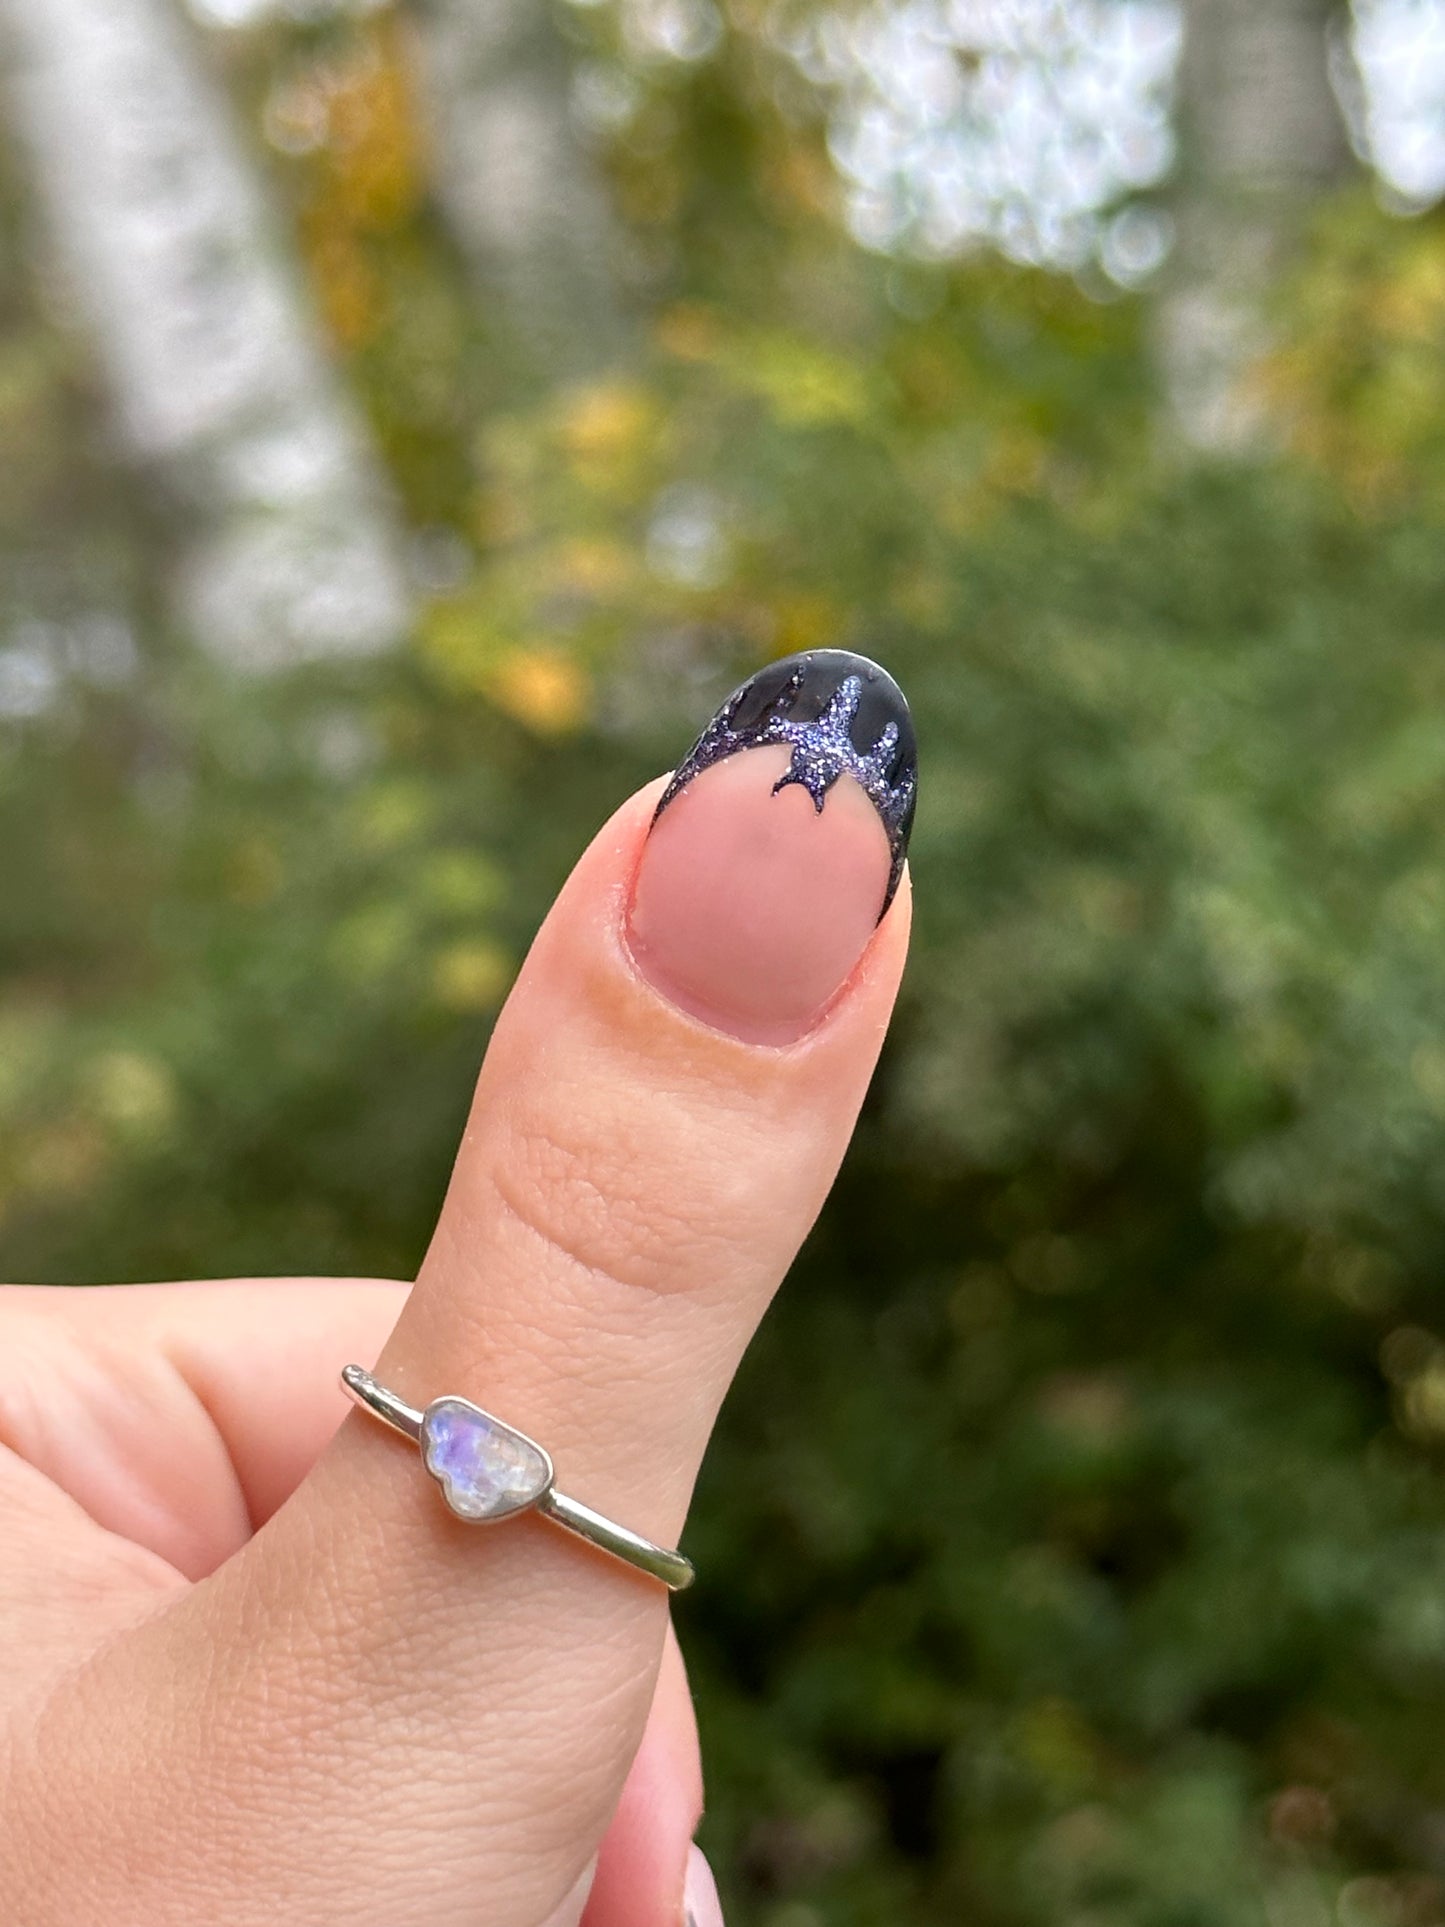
[13,651,913,1927]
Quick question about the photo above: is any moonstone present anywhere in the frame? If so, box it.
[421,1398,552,1522]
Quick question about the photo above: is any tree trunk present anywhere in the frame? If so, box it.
[1157,0,1357,450]
[0,0,411,668]
[412,0,628,385]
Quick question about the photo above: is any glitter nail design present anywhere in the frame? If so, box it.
[656,649,918,912]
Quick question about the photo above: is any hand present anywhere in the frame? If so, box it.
[0,650,916,1927]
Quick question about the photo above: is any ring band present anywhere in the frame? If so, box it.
[340,1365,695,1593]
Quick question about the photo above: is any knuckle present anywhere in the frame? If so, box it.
[487,1106,743,1304]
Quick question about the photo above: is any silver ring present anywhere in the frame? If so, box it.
[340,1365,695,1593]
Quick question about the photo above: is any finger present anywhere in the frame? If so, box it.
[582,1626,703,1927]
[26,651,915,1927]
[681,1846,726,1927]
[0,1279,406,1578]
[1,1270,703,1921]
[519,1627,705,1927]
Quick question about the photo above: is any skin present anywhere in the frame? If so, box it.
[629,746,895,1042]
[0,760,909,1926]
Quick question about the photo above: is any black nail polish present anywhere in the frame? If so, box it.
[655,649,918,912]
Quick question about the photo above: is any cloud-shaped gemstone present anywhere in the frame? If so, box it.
[421,1397,553,1522]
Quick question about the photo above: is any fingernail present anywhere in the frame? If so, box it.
[627,649,917,1045]
[682,1842,725,1927]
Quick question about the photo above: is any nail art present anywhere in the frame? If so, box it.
[656,649,918,912]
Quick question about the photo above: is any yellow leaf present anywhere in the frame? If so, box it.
[720,332,874,428]
[554,537,635,598]
[89,1051,178,1143]
[432,940,513,1012]
[771,592,839,652]
[1401,1360,1445,1441]
[559,383,654,464]
[487,647,590,736]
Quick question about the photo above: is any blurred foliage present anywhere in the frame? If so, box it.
[4,5,1445,1925]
